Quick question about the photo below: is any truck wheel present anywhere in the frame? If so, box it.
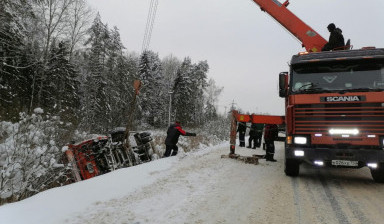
[151,154,160,161]
[285,158,300,177]
[370,165,384,183]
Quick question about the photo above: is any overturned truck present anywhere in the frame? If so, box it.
[65,128,161,182]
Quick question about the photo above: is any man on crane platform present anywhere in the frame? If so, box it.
[322,23,345,51]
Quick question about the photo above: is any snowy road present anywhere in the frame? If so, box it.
[2,142,384,224]
[69,142,384,224]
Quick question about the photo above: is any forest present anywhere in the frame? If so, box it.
[0,0,224,132]
[0,0,227,204]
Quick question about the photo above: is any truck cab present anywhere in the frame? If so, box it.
[279,48,384,182]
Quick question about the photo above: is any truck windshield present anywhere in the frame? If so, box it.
[291,61,384,94]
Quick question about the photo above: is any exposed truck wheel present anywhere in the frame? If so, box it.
[285,158,300,177]
[151,154,160,160]
[370,164,384,183]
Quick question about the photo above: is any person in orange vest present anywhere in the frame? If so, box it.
[264,124,278,162]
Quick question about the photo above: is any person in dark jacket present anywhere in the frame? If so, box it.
[237,122,247,147]
[322,23,345,51]
[248,123,264,149]
[247,123,257,149]
[164,121,196,157]
[264,124,279,162]
[255,123,264,148]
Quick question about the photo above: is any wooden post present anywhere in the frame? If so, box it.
[124,80,142,166]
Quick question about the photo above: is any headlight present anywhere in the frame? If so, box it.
[294,150,305,157]
[329,128,359,135]
[294,136,307,145]
[382,137,384,149]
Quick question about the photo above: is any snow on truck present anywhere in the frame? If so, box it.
[65,129,161,181]
[229,0,384,183]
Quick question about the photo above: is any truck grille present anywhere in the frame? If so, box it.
[294,103,384,135]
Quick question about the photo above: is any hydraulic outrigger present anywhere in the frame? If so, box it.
[222,110,284,164]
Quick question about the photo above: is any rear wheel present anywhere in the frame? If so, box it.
[285,158,300,177]
[370,164,384,183]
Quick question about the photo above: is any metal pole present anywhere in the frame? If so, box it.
[230,110,237,155]
[168,91,173,125]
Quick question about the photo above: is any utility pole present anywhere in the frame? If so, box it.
[168,91,173,126]
[124,80,142,166]
[231,100,236,111]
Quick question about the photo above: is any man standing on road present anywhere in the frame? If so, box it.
[254,123,264,148]
[237,122,247,147]
[164,121,196,157]
[247,123,258,149]
[248,123,264,149]
[264,124,278,162]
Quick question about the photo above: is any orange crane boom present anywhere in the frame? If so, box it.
[251,0,327,52]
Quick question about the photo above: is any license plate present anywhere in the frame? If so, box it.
[331,160,358,167]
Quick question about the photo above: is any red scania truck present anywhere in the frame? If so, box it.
[279,48,384,182]
[234,0,384,182]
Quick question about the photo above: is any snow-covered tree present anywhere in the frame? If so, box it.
[0,0,37,120]
[138,50,166,127]
[0,108,72,203]
[190,60,209,124]
[81,14,110,132]
[204,78,223,122]
[45,41,80,123]
[173,58,209,126]
[67,0,93,61]
[162,55,181,90]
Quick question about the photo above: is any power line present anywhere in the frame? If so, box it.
[141,0,159,54]
[141,0,154,53]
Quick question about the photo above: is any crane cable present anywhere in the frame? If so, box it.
[141,0,159,54]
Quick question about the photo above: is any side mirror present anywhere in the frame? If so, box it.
[279,72,288,98]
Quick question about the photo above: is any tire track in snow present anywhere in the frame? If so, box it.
[318,173,350,224]
[330,173,372,224]
[291,178,303,224]
[301,175,328,224]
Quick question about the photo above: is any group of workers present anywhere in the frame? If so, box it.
[162,23,346,160]
[237,122,278,162]
[163,120,278,162]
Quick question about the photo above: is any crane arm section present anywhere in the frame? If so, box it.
[251,0,327,52]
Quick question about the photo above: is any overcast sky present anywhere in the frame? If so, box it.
[86,0,384,115]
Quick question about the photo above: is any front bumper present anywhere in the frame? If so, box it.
[286,145,384,168]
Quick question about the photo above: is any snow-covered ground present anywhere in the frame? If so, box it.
[1,140,384,224]
[0,141,273,224]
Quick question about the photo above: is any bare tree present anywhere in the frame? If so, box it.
[205,78,223,107]
[33,0,74,105]
[67,0,93,61]
[162,54,181,90]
